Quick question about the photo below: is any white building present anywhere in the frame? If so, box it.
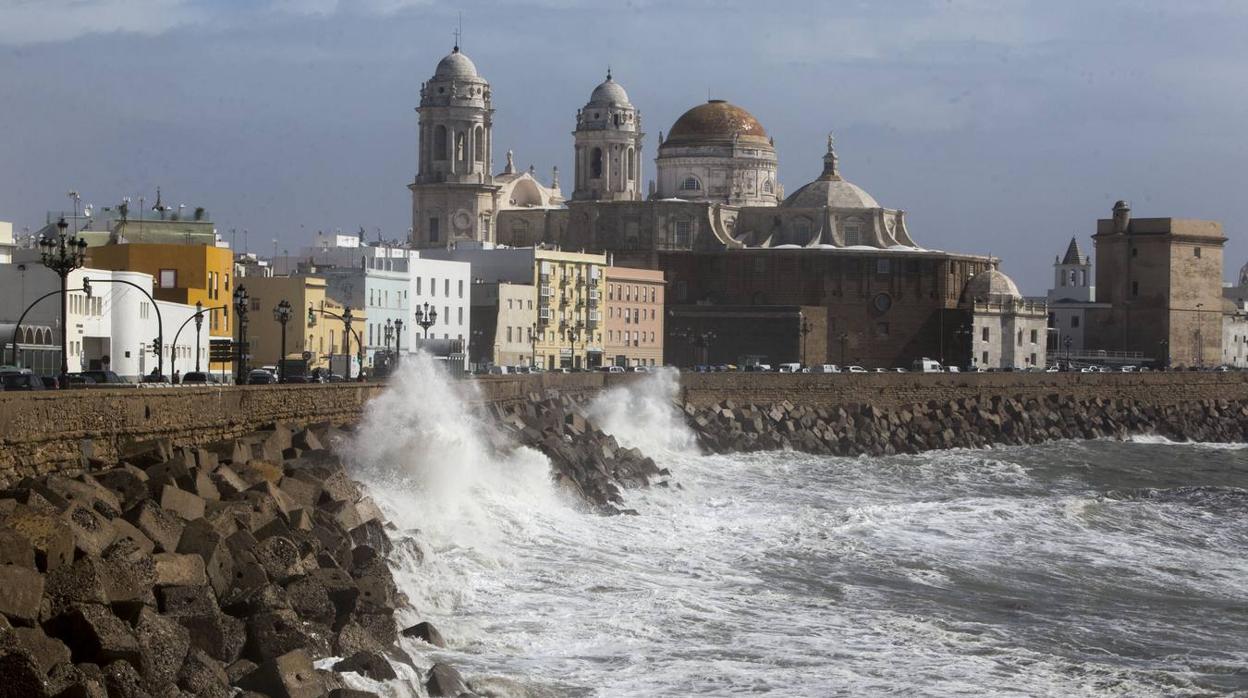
[407,256,472,368]
[965,269,1049,370]
[0,222,14,265]
[0,261,205,380]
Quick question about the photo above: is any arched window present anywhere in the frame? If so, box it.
[456,131,466,163]
[844,219,862,246]
[434,125,448,160]
[681,176,701,191]
[763,179,773,193]
[627,148,635,180]
[474,126,484,162]
[591,148,603,178]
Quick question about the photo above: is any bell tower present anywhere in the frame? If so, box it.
[572,70,644,202]
[410,44,500,247]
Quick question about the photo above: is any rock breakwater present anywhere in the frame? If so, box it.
[684,395,1248,455]
[0,423,458,698]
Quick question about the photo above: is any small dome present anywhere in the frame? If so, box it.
[666,100,769,145]
[434,48,479,79]
[783,179,879,209]
[589,75,630,105]
[963,269,1022,301]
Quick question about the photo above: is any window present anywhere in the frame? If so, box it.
[844,220,862,246]
[1017,330,1023,346]
[680,176,700,191]
[1131,247,1138,258]
[474,125,484,162]
[458,280,464,297]
[507,299,513,310]
[1132,281,1139,296]
[650,289,656,302]
[458,307,463,324]
[876,259,890,274]
[627,148,635,180]
[591,148,603,178]
[981,327,989,342]
[444,279,450,297]
[434,125,448,160]
[159,269,177,288]
[1194,247,1202,258]
[1030,329,1038,343]
[982,350,989,364]
[507,327,513,342]
[428,217,439,243]
[763,179,773,193]
[1071,316,1080,328]
[431,278,437,297]
[1030,352,1037,365]
[674,221,691,247]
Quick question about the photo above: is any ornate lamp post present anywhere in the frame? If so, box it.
[1063,335,1073,365]
[38,216,88,380]
[233,285,249,384]
[414,302,438,340]
[342,305,354,381]
[384,318,394,357]
[194,301,205,372]
[273,299,292,383]
[393,318,404,365]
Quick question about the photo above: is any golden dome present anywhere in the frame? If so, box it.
[665,100,769,145]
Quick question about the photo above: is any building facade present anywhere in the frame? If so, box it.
[407,256,472,368]
[469,281,537,368]
[241,275,370,375]
[604,265,664,367]
[964,270,1049,369]
[1086,202,1226,368]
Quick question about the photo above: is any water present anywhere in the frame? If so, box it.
[346,357,1248,697]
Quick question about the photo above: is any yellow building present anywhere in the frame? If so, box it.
[534,250,607,369]
[88,242,235,371]
[240,276,367,373]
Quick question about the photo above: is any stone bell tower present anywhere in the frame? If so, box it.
[572,69,644,202]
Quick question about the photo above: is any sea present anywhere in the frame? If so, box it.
[335,355,1248,697]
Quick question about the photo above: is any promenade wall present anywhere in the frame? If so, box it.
[3,371,1248,484]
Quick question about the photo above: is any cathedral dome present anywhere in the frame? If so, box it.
[434,47,479,79]
[783,179,879,209]
[666,100,769,145]
[963,269,1022,301]
[589,74,630,105]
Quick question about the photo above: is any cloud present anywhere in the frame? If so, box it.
[0,0,203,45]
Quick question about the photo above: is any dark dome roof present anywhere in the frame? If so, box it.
[665,100,769,145]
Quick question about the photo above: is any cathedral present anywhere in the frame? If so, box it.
[409,45,1042,369]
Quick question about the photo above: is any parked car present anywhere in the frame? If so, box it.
[63,373,98,386]
[912,358,943,373]
[945,366,961,373]
[809,364,841,374]
[776,363,802,373]
[847,365,868,373]
[79,370,127,384]
[1120,365,1138,372]
[180,371,219,385]
[600,366,626,373]
[247,369,276,385]
[1,373,46,391]
[487,366,510,375]
[630,366,649,372]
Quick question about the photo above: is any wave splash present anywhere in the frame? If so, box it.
[584,367,699,457]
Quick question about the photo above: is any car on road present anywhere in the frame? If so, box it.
[599,366,626,373]
[847,365,868,373]
[79,370,127,384]
[1,373,46,390]
[247,369,276,385]
[180,372,220,385]
[809,364,840,373]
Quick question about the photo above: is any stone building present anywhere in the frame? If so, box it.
[468,281,537,369]
[603,265,664,368]
[1045,237,1110,361]
[405,48,1019,368]
[1086,201,1226,368]
[964,269,1049,369]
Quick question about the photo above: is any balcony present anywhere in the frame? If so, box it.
[540,285,553,297]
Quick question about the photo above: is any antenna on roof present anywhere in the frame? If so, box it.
[607,65,612,81]
[453,12,462,51]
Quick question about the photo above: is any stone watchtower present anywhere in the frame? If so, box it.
[572,70,644,202]
[1052,237,1093,303]
[1087,200,1227,367]
[409,45,500,248]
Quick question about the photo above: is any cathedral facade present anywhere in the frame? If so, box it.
[409,46,1030,368]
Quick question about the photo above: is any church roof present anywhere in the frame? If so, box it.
[434,47,479,80]
[782,178,879,209]
[589,73,630,105]
[665,100,768,145]
[1061,237,1088,265]
[963,268,1022,301]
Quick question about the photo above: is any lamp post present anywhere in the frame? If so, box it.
[1064,335,1073,366]
[837,332,849,366]
[233,285,249,384]
[414,302,438,340]
[194,301,204,372]
[38,216,88,381]
[1195,302,1205,367]
[273,299,292,383]
[1159,338,1169,370]
[799,315,813,366]
[393,318,404,365]
[308,304,363,381]
[342,305,354,381]
[384,318,393,359]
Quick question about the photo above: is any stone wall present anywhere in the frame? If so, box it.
[5,371,1248,486]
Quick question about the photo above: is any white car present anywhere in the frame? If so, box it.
[776,363,802,373]
[809,364,841,373]
[847,365,868,373]
[630,366,649,373]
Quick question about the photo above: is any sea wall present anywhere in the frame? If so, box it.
[4,371,1248,485]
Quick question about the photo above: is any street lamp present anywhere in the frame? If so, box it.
[38,216,88,381]
[837,332,849,366]
[194,301,204,372]
[414,302,438,339]
[233,285,249,384]
[384,318,394,356]
[1064,335,1073,365]
[393,318,404,365]
[273,299,292,383]
[342,305,355,381]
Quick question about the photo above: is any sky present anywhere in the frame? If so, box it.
[2,0,1248,293]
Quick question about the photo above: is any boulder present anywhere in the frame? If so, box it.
[426,662,469,697]
[169,611,245,665]
[243,609,327,663]
[108,518,156,555]
[57,604,143,668]
[236,648,323,698]
[284,575,335,626]
[254,537,302,584]
[159,486,205,522]
[100,659,146,698]
[307,568,358,619]
[0,564,45,624]
[0,629,49,698]
[11,626,71,674]
[125,501,185,554]
[332,651,396,681]
[401,621,446,648]
[0,530,35,567]
[152,553,207,588]
[64,503,115,557]
[6,505,74,571]
[132,607,191,689]
[174,648,229,698]
[46,660,109,698]
[175,520,234,598]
